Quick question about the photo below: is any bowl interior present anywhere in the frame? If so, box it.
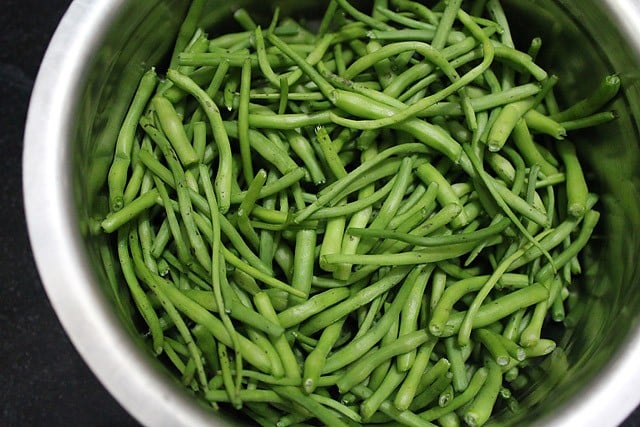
[41,0,640,425]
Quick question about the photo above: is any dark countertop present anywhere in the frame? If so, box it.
[1,1,639,426]
[1,0,138,426]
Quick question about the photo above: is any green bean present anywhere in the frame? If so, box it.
[419,367,488,421]
[390,182,438,228]
[373,7,435,30]
[397,265,435,371]
[429,273,528,337]
[248,110,337,129]
[279,288,350,329]
[311,393,362,423]
[166,69,233,213]
[116,227,163,354]
[217,342,240,407]
[432,0,462,50]
[295,143,430,223]
[254,26,287,89]
[352,216,511,249]
[206,388,284,404]
[301,265,412,336]
[254,292,300,381]
[213,217,272,277]
[394,340,438,411]
[356,295,385,340]
[270,35,467,162]
[164,183,200,267]
[352,385,437,427]
[442,284,549,337]
[101,189,160,233]
[230,167,306,204]
[524,109,566,140]
[319,206,347,275]
[358,156,415,252]
[336,329,434,393]
[462,359,502,427]
[249,90,324,101]
[444,336,469,392]
[334,39,492,131]
[174,32,210,79]
[519,278,561,350]
[410,371,453,412]
[560,110,618,131]
[152,96,199,167]
[168,0,206,70]
[223,121,299,175]
[337,149,381,280]
[512,119,559,177]
[371,27,466,44]
[491,178,549,227]
[556,140,589,218]
[523,338,557,358]
[335,0,390,31]
[364,41,394,89]
[121,137,150,205]
[323,229,496,266]
[236,58,255,183]
[232,7,256,31]
[329,159,408,206]
[551,290,566,322]
[415,162,468,228]
[142,120,211,271]
[200,162,245,390]
[136,148,175,188]
[314,178,394,222]
[428,268,447,311]
[475,328,510,366]
[392,0,439,25]
[520,213,599,346]
[283,228,317,305]
[486,98,534,152]
[129,228,208,388]
[551,74,621,122]
[350,10,494,123]
[419,83,542,117]
[108,69,158,211]
[360,364,406,420]
[463,145,553,265]
[135,209,157,276]
[438,384,454,408]
[508,195,597,271]
[285,130,327,185]
[236,170,267,249]
[222,246,306,299]
[438,412,462,427]
[367,315,400,391]
[274,386,350,427]
[321,268,419,372]
[303,319,345,394]
[317,0,339,36]
[457,231,552,346]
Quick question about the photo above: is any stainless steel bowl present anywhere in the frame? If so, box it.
[23,0,640,426]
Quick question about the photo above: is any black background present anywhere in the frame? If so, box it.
[1,0,639,426]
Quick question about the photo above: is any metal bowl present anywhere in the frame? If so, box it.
[23,0,640,426]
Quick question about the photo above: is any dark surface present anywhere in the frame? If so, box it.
[1,1,640,426]
[0,1,139,426]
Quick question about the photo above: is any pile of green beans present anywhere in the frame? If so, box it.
[100,0,619,425]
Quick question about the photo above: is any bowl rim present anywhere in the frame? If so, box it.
[22,0,640,426]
